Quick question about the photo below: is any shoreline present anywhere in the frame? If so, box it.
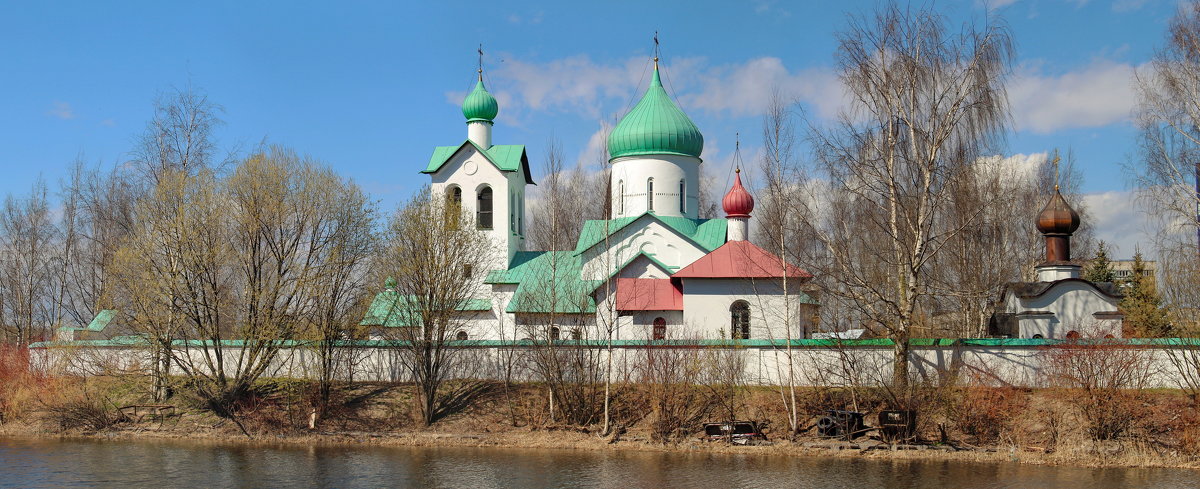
[4,423,1198,470]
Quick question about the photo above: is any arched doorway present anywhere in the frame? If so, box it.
[652,317,666,340]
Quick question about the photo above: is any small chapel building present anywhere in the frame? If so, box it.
[988,187,1124,339]
[362,60,819,341]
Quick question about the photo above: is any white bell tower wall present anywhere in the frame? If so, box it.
[428,145,523,272]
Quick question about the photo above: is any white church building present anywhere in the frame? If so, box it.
[362,61,819,341]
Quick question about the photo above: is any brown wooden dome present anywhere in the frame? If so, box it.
[1036,190,1080,235]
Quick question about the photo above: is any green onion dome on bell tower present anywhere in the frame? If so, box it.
[607,63,704,161]
[462,74,499,123]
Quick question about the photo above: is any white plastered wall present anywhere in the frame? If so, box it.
[1003,281,1123,338]
[610,154,701,219]
[579,216,708,280]
[680,278,815,340]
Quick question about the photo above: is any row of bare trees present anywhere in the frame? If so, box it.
[0,88,228,345]
[745,4,1100,397]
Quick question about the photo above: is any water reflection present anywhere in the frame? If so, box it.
[0,437,1195,489]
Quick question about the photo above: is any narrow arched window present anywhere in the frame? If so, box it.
[518,191,524,235]
[446,186,462,229]
[646,178,654,212]
[653,317,666,340]
[477,186,493,230]
[549,326,561,341]
[618,180,625,214]
[731,300,751,339]
[510,192,516,233]
[679,180,686,214]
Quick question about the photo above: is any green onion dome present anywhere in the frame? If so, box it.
[462,78,498,123]
[607,65,704,161]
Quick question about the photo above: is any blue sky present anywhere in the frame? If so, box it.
[0,0,1182,256]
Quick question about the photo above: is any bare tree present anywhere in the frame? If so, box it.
[528,137,608,251]
[111,147,372,417]
[635,338,716,442]
[55,160,140,330]
[377,187,499,426]
[926,151,1090,337]
[802,3,1014,393]
[0,179,58,344]
[296,164,377,425]
[753,90,812,438]
[1133,2,1200,330]
[131,86,228,185]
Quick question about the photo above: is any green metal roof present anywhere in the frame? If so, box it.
[485,250,600,314]
[484,251,546,284]
[462,79,498,122]
[360,290,492,328]
[607,65,704,161]
[574,213,727,255]
[422,140,535,184]
[57,309,117,334]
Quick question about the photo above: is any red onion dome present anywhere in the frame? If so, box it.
[1036,189,1080,235]
[722,170,754,218]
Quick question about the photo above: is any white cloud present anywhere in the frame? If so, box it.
[1009,59,1138,133]
[975,152,1047,180]
[1112,0,1150,12]
[506,11,544,25]
[981,0,1022,9]
[450,53,1141,142]
[47,101,75,120]
[487,55,646,120]
[680,57,846,120]
[573,122,612,168]
[753,0,792,17]
[465,54,846,125]
[1082,189,1158,258]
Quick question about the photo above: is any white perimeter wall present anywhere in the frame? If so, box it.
[34,342,1200,389]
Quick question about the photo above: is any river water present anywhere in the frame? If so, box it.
[0,437,1196,488]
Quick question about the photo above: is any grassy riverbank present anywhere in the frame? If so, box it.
[3,373,1200,470]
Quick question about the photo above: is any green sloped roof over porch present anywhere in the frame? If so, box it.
[574,213,727,256]
[485,250,600,314]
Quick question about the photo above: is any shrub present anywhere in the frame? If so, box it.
[944,386,1026,445]
[1041,339,1152,441]
[45,394,118,432]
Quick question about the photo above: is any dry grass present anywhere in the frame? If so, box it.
[4,374,1200,469]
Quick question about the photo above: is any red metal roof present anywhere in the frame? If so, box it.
[672,240,812,279]
[615,278,684,311]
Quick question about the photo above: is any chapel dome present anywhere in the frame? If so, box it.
[462,78,498,122]
[607,64,704,161]
[1036,189,1080,235]
[722,170,754,218]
